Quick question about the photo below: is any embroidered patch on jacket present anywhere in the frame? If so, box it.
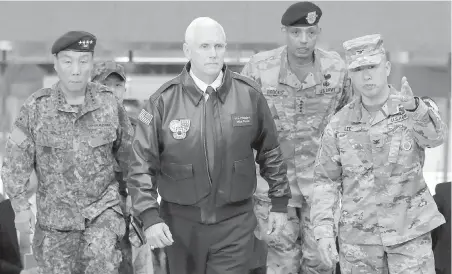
[232,114,252,127]
[169,119,190,140]
[138,109,153,125]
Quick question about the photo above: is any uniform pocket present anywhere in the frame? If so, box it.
[302,89,338,129]
[230,155,256,202]
[397,128,415,167]
[159,163,197,204]
[161,163,194,181]
[111,206,127,242]
[416,240,436,274]
[88,130,117,165]
[35,132,70,173]
[36,132,69,149]
[337,132,371,175]
[254,200,270,220]
[88,130,117,148]
[32,225,47,261]
[266,207,300,249]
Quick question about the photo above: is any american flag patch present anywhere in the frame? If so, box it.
[138,109,153,125]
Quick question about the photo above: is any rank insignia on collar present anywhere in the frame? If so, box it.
[169,119,190,140]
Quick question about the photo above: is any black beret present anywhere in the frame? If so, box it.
[51,31,97,55]
[281,2,322,27]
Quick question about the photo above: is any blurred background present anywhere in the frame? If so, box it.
[0,0,450,268]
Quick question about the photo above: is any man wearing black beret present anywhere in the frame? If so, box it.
[242,2,353,274]
[1,30,134,273]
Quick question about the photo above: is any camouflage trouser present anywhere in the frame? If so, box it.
[254,198,334,274]
[132,243,154,274]
[118,215,133,274]
[338,232,435,274]
[32,208,126,274]
[132,245,168,274]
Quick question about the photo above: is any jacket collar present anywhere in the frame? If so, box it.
[52,81,101,114]
[278,46,324,89]
[349,85,400,125]
[181,62,232,106]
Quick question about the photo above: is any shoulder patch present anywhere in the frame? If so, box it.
[10,127,28,146]
[316,48,342,60]
[34,88,52,99]
[232,72,262,92]
[249,46,286,63]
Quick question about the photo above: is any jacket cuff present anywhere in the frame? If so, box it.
[409,98,429,121]
[270,197,289,213]
[0,260,23,274]
[140,208,164,231]
[313,224,335,240]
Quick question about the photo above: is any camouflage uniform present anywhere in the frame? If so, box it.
[241,46,352,273]
[91,60,139,274]
[1,81,133,274]
[311,87,446,274]
[91,61,161,274]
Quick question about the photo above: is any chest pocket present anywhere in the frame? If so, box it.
[299,73,342,129]
[88,129,117,164]
[337,131,372,175]
[394,126,416,167]
[263,86,291,133]
[35,132,71,173]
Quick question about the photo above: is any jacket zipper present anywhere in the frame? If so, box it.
[202,98,213,189]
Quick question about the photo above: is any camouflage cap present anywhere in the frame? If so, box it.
[91,61,126,83]
[343,34,386,70]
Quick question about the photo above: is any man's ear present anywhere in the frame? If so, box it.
[385,60,391,77]
[183,43,191,60]
[53,54,58,68]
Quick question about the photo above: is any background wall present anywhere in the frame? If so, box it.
[0,1,450,54]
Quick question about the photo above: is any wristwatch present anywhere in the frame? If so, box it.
[406,96,419,112]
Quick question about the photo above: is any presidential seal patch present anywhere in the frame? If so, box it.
[169,119,190,140]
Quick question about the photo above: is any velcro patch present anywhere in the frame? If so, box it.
[87,123,111,130]
[138,109,153,125]
[316,87,339,95]
[266,88,284,96]
[389,113,408,124]
[344,125,365,132]
[10,128,28,146]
